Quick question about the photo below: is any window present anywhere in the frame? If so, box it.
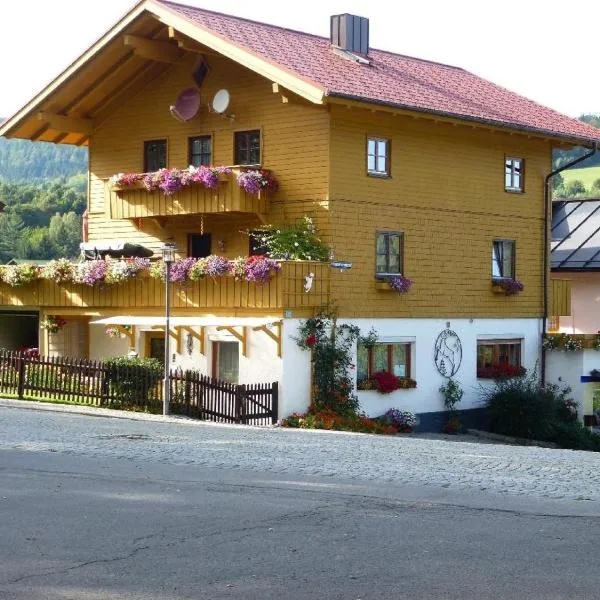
[144,139,167,172]
[376,231,403,278]
[145,332,165,361]
[477,339,522,378]
[234,130,261,165]
[492,240,515,279]
[249,230,268,256]
[367,137,390,176]
[189,136,212,167]
[212,341,239,383]
[357,342,411,383]
[505,157,524,192]
[188,233,211,258]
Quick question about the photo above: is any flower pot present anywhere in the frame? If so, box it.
[491,285,506,294]
[374,282,392,291]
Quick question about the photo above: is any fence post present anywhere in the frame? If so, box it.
[271,382,279,425]
[234,384,246,424]
[16,354,26,400]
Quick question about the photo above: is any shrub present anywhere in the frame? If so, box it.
[481,370,600,451]
[104,356,162,411]
[282,408,399,434]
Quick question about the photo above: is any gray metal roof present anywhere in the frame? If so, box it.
[551,199,600,270]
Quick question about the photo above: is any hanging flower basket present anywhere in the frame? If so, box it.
[41,315,67,334]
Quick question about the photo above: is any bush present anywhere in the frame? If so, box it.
[104,356,162,411]
[282,408,399,434]
[481,370,600,451]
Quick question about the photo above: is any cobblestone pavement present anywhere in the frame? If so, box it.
[1,401,599,502]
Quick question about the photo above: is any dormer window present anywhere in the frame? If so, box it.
[505,157,524,192]
[367,138,390,177]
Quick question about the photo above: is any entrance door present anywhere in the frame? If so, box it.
[189,234,212,258]
[212,341,239,383]
[145,332,165,361]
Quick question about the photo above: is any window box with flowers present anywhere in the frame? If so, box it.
[356,339,416,392]
[477,339,524,378]
[491,278,524,296]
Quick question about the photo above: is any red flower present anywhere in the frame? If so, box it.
[306,334,317,348]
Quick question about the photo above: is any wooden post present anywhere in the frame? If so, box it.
[271,381,279,424]
[16,354,26,400]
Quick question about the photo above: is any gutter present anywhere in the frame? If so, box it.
[542,143,598,384]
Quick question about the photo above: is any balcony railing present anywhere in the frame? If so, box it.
[0,261,329,313]
[107,169,270,220]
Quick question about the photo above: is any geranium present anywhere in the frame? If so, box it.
[306,334,317,348]
[229,257,247,280]
[42,259,76,285]
[1,264,40,287]
[388,275,413,294]
[493,278,524,295]
[74,260,108,286]
[244,256,281,285]
[169,257,197,283]
[477,365,526,379]
[205,255,230,277]
[105,258,150,284]
[237,169,279,195]
[109,173,143,187]
[41,315,67,334]
[563,335,583,352]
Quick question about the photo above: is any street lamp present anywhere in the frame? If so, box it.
[161,242,176,416]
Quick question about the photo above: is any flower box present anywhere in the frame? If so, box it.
[374,282,393,291]
[491,285,506,294]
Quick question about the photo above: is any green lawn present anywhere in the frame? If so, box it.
[561,165,600,191]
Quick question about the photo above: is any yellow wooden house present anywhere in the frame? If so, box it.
[0,0,598,422]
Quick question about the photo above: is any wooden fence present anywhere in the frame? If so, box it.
[0,350,278,426]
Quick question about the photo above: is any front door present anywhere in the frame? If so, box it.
[189,233,212,258]
[146,332,165,361]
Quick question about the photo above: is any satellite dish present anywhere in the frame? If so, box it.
[169,88,201,122]
[212,89,231,114]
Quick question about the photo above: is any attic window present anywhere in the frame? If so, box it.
[192,57,209,87]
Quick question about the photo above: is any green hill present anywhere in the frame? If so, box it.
[0,125,87,183]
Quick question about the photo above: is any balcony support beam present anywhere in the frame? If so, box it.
[253,321,282,357]
[216,325,248,357]
[123,34,182,63]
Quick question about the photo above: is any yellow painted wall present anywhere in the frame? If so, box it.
[89,52,330,255]
[328,105,551,318]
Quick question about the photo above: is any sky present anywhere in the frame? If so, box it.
[0,0,598,119]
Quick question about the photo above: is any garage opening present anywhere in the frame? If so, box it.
[0,311,39,352]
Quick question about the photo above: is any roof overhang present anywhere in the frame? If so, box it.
[325,93,600,147]
[90,316,280,327]
[0,0,325,146]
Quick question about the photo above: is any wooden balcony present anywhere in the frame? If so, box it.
[0,261,329,314]
[107,170,270,220]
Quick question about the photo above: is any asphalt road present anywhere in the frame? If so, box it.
[1,403,599,599]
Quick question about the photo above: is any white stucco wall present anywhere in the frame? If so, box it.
[89,324,130,360]
[279,317,542,419]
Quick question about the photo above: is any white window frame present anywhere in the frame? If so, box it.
[505,157,524,192]
[367,137,390,177]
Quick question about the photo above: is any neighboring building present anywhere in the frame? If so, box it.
[0,0,599,422]
[547,198,600,423]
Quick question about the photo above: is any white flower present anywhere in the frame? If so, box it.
[294,242,299,247]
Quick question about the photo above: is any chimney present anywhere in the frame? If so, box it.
[330,14,369,56]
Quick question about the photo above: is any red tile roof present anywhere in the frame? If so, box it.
[159,0,600,144]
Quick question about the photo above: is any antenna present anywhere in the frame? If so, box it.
[211,89,230,114]
[169,88,201,122]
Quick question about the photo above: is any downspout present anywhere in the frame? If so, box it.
[542,142,598,383]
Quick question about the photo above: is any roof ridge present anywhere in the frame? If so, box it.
[157,0,466,72]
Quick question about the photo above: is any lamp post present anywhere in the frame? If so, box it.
[161,242,176,416]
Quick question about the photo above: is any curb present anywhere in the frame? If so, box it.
[467,428,558,449]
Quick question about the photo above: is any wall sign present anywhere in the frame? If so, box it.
[434,329,462,378]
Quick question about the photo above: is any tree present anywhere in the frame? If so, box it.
[0,213,27,263]
[592,179,600,194]
[564,179,587,197]
[48,212,82,258]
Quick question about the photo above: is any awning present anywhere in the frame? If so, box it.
[90,316,280,327]
[80,241,153,259]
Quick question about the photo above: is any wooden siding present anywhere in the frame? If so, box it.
[108,172,269,219]
[0,262,329,313]
[89,51,330,251]
[549,279,572,317]
[327,105,551,318]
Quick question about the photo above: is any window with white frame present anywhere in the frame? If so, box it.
[505,158,524,192]
[492,240,515,279]
[367,138,390,176]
